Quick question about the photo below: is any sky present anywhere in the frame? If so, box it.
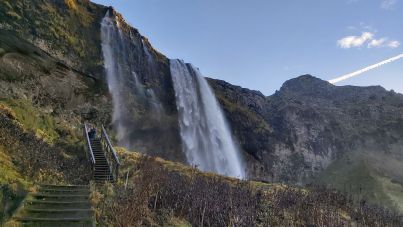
[91,0,403,95]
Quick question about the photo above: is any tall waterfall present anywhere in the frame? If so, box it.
[170,59,245,178]
[101,13,127,143]
[101,11,163,147]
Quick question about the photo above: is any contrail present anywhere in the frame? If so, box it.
[329,53,403,84]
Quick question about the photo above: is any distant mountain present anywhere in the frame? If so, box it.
[212,75,403,210]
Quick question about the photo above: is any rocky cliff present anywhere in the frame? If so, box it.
[212,75,403,210]
[1,0,403,211]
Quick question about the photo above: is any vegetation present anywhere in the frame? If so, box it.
[0,99,90,224]
[317,150,403,212]
[0,0,105,73]
[91,149,403,226]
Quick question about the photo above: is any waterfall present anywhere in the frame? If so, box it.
[101,13,127,144]
[100,11,163,147]
[170,59,245,178]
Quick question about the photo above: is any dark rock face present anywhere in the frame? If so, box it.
[210,75,403,184]
[99,9,182,160]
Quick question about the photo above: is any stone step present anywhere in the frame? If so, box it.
[38,189,90,194]
[31,194,89,202]
[14,217,93,225]
[25,200,91,209]
[40,184,89,190]
[15,221,93,227]
[25,208,93,213]
[18,209,93,219]
[33,194,89,197]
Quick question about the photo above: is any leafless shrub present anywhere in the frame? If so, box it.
[95,155,403,226]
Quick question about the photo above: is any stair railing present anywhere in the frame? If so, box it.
[100,125,121,181]
[83,123,96,170]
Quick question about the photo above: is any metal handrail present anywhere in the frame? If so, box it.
[83,123,96,164]
[100,125,120,180]
[101,125,120,165]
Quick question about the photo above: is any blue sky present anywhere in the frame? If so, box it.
[91,0,403,95]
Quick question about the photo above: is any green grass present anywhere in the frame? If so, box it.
[6,11,21,20]
[0,0,104,74]
[0,146,29,187]
[316,151,401,211]
[0,99,59,144]
[0,145,30,224]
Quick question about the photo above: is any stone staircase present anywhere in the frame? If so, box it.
[90,138,114,183]
[12,184,94,226]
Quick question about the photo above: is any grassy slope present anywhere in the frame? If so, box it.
[317,150,403,212]
[0,99,90,224]
[0,0,106,73]
[90,147,401,226]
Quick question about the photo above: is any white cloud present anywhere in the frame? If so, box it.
[368,38,387,48]
[388,40,400,48]
[381,0,398,9]
[368,38,400,48]
[337,32,374,49]
[349,0,399,10]
[338,31,400,49]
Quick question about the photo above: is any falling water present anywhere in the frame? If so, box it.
[101,11,163,146]
[170,59,245,178]
[100,13,127,143]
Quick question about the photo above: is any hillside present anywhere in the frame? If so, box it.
[0,0,403,224]
[0,94,399,225]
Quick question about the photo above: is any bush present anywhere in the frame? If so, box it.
[94,154,403,226]
[95,155,258,226]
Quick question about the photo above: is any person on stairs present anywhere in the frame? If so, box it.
[88,126,97,139]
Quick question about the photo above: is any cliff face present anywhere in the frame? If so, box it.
[212,75,403,210]
[0,0,183,160]
[213,74,403,178]
[1,0,403,211]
